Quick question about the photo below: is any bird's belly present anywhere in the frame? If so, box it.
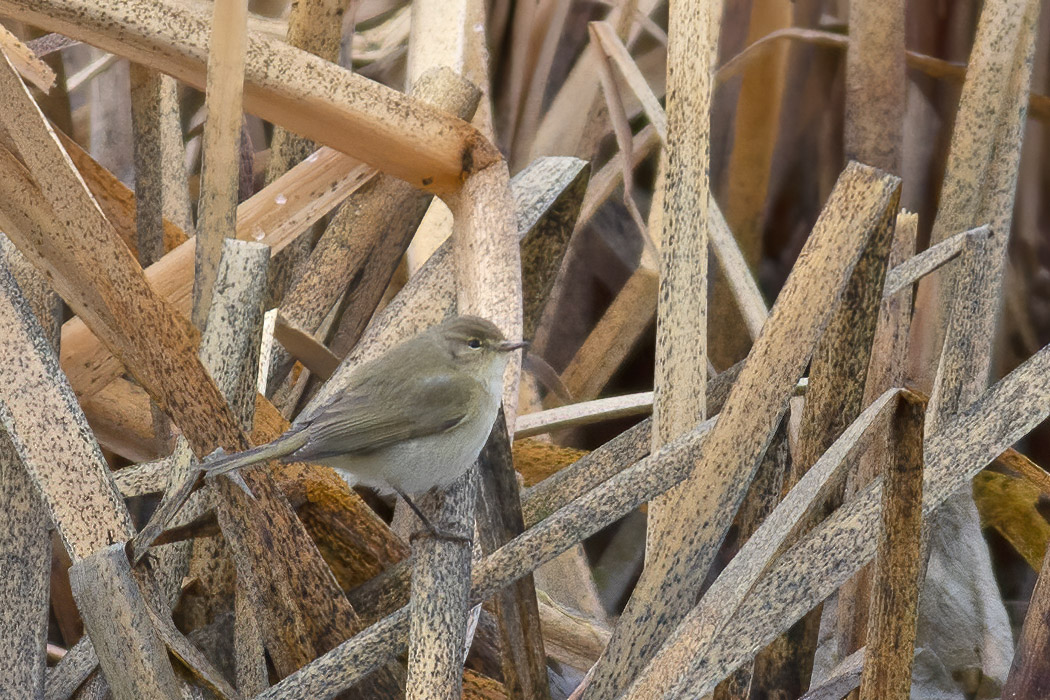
[319,415,496,495]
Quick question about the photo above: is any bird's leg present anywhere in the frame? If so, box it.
[394,487,472,545]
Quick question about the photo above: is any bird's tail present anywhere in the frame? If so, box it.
[203,429,309,476]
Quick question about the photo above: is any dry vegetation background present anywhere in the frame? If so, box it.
[0,0,1049,698]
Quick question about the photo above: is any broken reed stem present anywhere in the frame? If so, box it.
[129,65,191,268]
[835,210,918,663]
[644,0,717,567]
[0,259,185,700]
[192,0,249,329]
[401,3,520,695]
[475,411,551,700]
[857,395,924,700]
[182,239,268,683]
[267,67,480,392]
[0,239,58,700]
[754,151,898,698]
[67,545,180,699]
[625,389,904,699]
[585,163,900,700]
[251,332,1050,700]
[629,340,1050,698]
[0,0,498,193]
[406,471,477,700]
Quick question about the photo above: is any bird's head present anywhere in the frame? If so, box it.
[435,315,528,375]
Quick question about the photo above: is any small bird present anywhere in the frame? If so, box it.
[203,315,526,537]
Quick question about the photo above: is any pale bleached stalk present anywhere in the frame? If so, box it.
[60,147,374,401]
[128,63,190,482]
[252,336,1050,700]
[516,157,590,340]
[0,47,252,463]
[0,258,174,699]
[628,340,1050,698]
[857,396,924,700]
[642,0,717,570]
[835,211,918,662]
[56,128,189,259]
[403,0,494,275]
[0,238,59,700]
[626,389,903,698]
[0,0,498,194]
[192,0,248,328]
[516,393,655,438]
[585,163,900,700]
[705,0,789,371]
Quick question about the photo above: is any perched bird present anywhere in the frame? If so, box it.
[204,315,526,536]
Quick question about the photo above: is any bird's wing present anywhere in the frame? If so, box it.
[293,371,478,459]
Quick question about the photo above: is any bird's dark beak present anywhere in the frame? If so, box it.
[498,340,529,352]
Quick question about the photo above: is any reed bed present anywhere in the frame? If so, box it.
[0,1,1048,699]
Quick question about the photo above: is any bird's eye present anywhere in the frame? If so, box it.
[467,338,482,349]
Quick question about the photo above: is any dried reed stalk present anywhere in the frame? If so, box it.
[834,211,918,662]
[191,0,248,328]
[129,66,193,266]
[0,258,176,699]
[641,0,716,571]
[584,163,900,699]
[0,0,497,193]
[857,395,924,700]
[0,239,58,700]
[268,68,480,393]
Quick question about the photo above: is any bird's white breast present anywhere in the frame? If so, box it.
[322,358,507,495]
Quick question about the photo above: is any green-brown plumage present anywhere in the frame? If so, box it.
[204,316,526,501]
